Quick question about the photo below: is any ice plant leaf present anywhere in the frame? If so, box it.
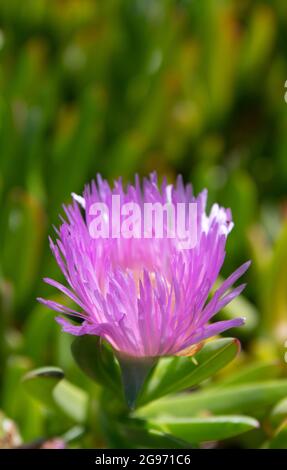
[220,293,259,336]
[71,335,121,396]
[149,415,259,443]
[269,420,287,449]
[22,367,64,409]
[53,380,88,423]
[117,354,157,409]
[2,191,45,308]
[38,173,249,360]
[218,360,281,387]
[116,420,190,449]
[138,337,240,406]
[0,411,22,449]
[22,367,88,422]
[270,397,287,428]
[136,380,287,419]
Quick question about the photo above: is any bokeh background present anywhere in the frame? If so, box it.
[1,0,287,448]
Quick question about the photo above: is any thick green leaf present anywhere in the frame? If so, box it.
[136,380,287,419]
[115,420,190,449]
[138,338,240,406]
[270,397,287,428]
[61,425,85,444]
[261,222,287,339]
[117,355,156,409]
[24,299,62,365]
[22,366,64,409]
[53,380,88,423]
[218,360,281,387]
[0,411,22,448]
[23,367,64,407]
[71,335,121,395]
[150,415,259,443]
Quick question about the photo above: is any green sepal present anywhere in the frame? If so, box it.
[71,335,121,395]
[117,354,157,409]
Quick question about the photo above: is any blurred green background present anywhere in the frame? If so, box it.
[1,0,287,449]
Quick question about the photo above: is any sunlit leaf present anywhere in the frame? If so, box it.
[218,360,281,387]
[219,294,258,336]
[71,335,121,395]
[261,221,287,341]
[136,380,287,419]
[22,366,64,409]
[1,190,46,309]
[0,411,22,448]
[23,366,88,423]
[115,419,189,449]
[150,415,259,443]
[270,397,287,428]
[117,354,156,409]
[269,420,287,449]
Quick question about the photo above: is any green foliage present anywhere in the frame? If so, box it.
[136,380,287,419]
[23,366,88,423]
[0,0,287,449]
[71,336,122,396]
[138,338,240,406]
[149,415,259,443]
[22,366,64,409]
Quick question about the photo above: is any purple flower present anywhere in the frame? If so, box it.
[38,173,250,358]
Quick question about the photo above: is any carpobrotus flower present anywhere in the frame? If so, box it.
[38,173,250,358]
